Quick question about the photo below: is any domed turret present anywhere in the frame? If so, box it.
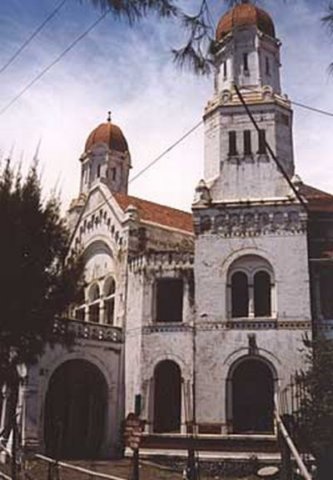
[216,2,275,42]
[211,1,281,95]
[79,112,131,196]
[85,116,128,153]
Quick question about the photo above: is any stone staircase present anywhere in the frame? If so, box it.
[139,433,280,461]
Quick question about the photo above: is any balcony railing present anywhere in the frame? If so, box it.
[53,317,124,343]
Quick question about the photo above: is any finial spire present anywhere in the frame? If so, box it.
[107,111,112,123]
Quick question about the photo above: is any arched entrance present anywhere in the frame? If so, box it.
[153,360,181,433]
[44,359,107,459]
[231,358,274,434]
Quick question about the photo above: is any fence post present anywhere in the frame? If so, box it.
[11,418,17,480]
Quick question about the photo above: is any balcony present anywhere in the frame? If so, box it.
[53,317,124,343]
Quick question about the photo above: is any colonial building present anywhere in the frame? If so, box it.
[1,1,333,459]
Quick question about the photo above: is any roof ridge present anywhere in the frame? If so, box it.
[114,191,192,216]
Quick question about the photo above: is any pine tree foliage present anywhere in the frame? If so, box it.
[322,2,333,72]
[84,0,258,74]
[83,1,302,74]
[0,161,84,377]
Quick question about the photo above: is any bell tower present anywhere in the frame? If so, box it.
[192,2,311,436]
[203,1,295,202]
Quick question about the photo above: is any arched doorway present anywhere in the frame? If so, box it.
[153,360,181,433]
[44,359,107,459]
[231,358,274,433]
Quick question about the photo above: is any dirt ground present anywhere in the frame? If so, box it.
[1,458,259,480]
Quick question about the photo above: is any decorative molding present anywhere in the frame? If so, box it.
[195,320,311,331]
[204,89,291,118]
[316,320,333,331]
[73,207,124,249]
[194,206,307,237]
[129,251,194,274]
[142,324,193,334]
[135,321,311,334]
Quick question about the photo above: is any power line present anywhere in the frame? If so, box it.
[291,100,333,118]
[241,85,333,118]
[128,94,333,188]
[0,8,111,116]
[0,0,67,77]
[129,120,203,184]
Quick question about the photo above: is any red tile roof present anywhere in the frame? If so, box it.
[114,192,193,233]
[85,122,128,153]
[299,184,333,213]
[216,3,275,41]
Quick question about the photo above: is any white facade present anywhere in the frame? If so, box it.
[2,2,333,459]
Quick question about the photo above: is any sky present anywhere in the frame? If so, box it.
[0,0,332,213]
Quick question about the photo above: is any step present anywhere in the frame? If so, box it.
[140,434,279,453]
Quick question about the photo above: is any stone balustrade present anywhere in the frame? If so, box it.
[53,318,124,343]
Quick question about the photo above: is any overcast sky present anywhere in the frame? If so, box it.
[0,0,332,212]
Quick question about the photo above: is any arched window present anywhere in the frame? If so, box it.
[89,284,100,302]
[254,271,271,317]
[88,283,100,323]
[74,286,86,321]
[231,272,249,318]
[228,255,274,319]
[104,277,116,325]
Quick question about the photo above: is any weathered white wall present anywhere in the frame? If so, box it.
[195,328,306,431]
[204,102,294,200]
[195,228,311,323]
[25,339,124,457]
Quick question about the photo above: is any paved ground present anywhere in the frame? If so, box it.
[1,458,260,480]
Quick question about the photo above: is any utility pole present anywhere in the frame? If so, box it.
[132,394,141,480]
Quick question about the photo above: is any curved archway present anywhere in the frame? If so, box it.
[231,358,274,433]
[153,360,181,433]
[44,359,107,459]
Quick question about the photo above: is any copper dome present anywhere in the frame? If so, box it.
[85,122,128,153]
[216,2,275,42]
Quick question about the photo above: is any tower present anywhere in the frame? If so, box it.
[204,1,294,202]
[192,2,311,435]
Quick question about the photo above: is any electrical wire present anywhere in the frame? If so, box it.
[291,100,333,118]
[234,84,308,209]
[241,85,333,118]
[0,0,67,77]
[0,8,111,116]
[127,94,333,192]
[129,120,203,185]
